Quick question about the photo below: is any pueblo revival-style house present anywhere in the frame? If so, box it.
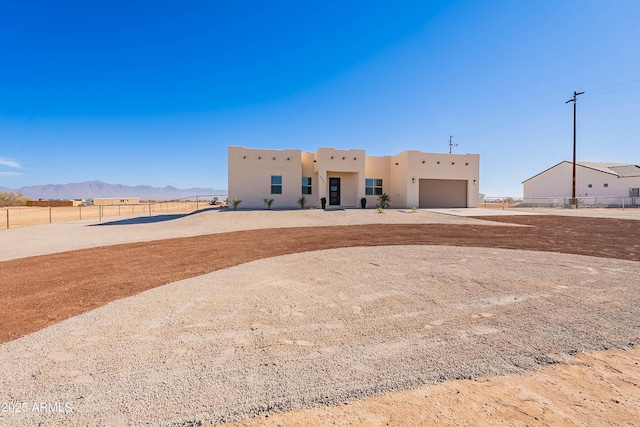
[228,146,480,209]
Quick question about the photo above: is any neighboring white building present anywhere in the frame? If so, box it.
[228,146,480,209]
[523,161,640,204]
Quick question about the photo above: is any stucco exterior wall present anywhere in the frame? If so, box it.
[314,148,366,205]
[228,146,303,209]
[301,151,320,208]
[403,151,480,208]
[363,155,391,208]
[389,152,409,208]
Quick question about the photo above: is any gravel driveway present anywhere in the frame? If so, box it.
[1,245,639,426]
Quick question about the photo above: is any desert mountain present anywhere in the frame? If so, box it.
[2,180,226,201]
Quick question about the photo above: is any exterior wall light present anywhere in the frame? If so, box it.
[412,177,415,183]
[465,162,469,165]
[243,156,246,159]
[395,162,399,165]
[342,156,345,160]
[437,161,440,164]
[258,156,261,160]
[451,162,455,165]
[273,157,276,160]
[353,157,357,160]
[422,160,425,164]
[331,156,334,159]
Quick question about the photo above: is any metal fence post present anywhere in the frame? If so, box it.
[79,205,82,220]
[49,207,52,223]
[6,209,8,229]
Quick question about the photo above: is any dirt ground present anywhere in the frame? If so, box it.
[225,347,640,427]
[2,215,639,344]
[1,214,640,425]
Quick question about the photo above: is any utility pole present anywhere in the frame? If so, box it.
[566,90,584,207]
[448,135,457,154]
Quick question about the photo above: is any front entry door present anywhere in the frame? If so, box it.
[329,177,341,205]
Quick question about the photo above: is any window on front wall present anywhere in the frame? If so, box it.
[302,177,312,194]
[588,184,593,188]
[604,183,609,188]
[365,178,383,195]
[271,175,282,194]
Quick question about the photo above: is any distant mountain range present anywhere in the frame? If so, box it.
[0,180,227,201]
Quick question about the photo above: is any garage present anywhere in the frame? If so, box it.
[419,179,468,208]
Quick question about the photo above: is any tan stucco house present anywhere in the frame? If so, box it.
[228,146,480,209]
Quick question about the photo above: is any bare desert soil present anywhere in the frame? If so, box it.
[226,347,640,427]
[2,215,639,344]
[1,212,639,426]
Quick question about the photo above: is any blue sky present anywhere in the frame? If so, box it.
[1,0,639,196]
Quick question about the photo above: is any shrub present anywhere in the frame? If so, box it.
[263,198,274,210]
[0,192,30,207]
[230,197,242,210]
[377,193,391,209]
[297,195,307,209]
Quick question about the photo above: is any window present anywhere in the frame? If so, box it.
[271,175,282,194]
[604,183,609,188]
[365,178,383,195]
[302,177,312,195]
[587,184,593,188]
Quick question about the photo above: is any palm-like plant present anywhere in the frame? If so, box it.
[263,198,274,210]
[231,197,242,210]
[297,195,307,209]
[377,193,391,209]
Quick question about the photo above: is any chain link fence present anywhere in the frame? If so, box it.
[0,195,227,230]
[520,196,640,209]
[479,196,640,210]
[478,197,521,210]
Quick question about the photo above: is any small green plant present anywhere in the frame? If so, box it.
[377,207,383,213]
[231,197,242,210]
[297,195,307,209]
[411,206,417,213]
[263,198,274,210]
[377,193,391,209]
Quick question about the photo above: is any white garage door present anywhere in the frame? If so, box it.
[419,179,468,208]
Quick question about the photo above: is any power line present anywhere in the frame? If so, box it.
[453,78,639,142]
[583,78,640,94]
[456,99,566,140]
[581,85,640,100]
